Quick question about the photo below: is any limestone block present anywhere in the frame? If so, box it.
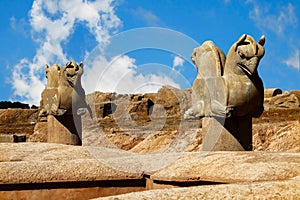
[1,143,300,199]
[201,117,244,151]
[47,115,81,145]
[150,151,300,183]
[0,143,144,184]
[1,143,299,185]
[96,176,300,199]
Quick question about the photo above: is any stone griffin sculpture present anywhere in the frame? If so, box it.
[39,60,92,118]
[185,34,265,150]
[186,34,265,119]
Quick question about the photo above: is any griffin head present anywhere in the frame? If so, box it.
[225,34,265,76]
[63,60,84,87]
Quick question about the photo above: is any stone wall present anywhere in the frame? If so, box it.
[0,109,38,143]
[1,88,299,150]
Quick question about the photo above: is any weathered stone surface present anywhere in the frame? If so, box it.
[47,115,81,145]
[83,97,300,152]
[82,86,194,150]
[82,117,144,150]
[86,86,191,122]
[27,121,47,142]
[156,85,192,117]
[1,186,145,200]
[264,90,300,110]
[3,143,299,184]
[0,109,38,124]
[96,176,300,199]
[1,89,300,153]
[0,143,146,199]
[264,88,282,98]
[150,151,300,183]
[268,91,299,108]
[291,90,300,102]
[0,134,13,142]
[0,143,92,163]
[128,122,202,153]
[1,143,300,199]
[201,117,244,151]
[224,116,253,150]
[253,120,300,152]
[130,130,179,153]
[253,107,300,123]
[0,109,37,143]
[0,143,143,184]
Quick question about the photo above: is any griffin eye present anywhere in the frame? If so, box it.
[238,51,245,59]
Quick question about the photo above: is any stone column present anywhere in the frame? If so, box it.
[201,117,244,151]
[224,117,252,151]
[47,114,82,145]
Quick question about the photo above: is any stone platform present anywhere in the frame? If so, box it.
[0,143,299,199]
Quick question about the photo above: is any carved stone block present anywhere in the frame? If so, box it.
[186,34,265,151]
[201,117,244,151]
[37,61,92,146]
[47,115,81,145]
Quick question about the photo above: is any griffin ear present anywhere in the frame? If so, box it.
[235,34,247,51]
[45,65,49,78]
[57,65,61,71]
[258,35,265,46]
[79,62,83,68]
[191,52,196,65]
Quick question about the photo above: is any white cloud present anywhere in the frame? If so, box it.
[172,55,184,72]
[249,3,297,36]
[9,16,30,37]
[83,55,135,94]
[11,0,121,105]
[130,7,160,26]
[11,1,180,105]
[10,16,17,30]
[173,56,184,68]
[12,59,31,97]
[283,49,300,70]
[83,55,180,95]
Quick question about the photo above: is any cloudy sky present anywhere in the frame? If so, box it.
[0,0,299,105]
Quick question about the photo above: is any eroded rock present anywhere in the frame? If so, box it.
[96,176,300,200]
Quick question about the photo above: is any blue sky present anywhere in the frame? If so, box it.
[0,0,299,105]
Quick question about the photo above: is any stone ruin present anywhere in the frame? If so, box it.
[39,60,92,145]
[185,34,265,151]
[2,35,300,199]
[37,34,266,151]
